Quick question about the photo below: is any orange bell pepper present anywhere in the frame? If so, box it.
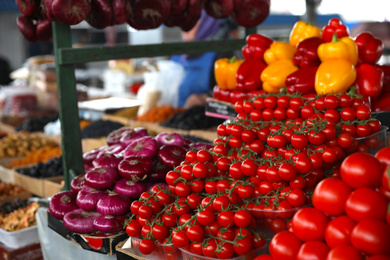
[317,34,358,65]
[214,56,244,90]
[264,41,296,65]
[261,59,299,93]
[289,21,322,47]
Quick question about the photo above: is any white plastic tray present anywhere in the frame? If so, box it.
[0,225,39,248]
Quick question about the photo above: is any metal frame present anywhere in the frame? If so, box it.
[52,21,256,190]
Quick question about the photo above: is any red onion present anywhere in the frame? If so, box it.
[97,143,126,157]
[83,148,103,165]
[85,167,119,190]
[107,128,134,146]
[120,127,149,146]
[189,142,213,151]
[93,215,125,233]
[158,145,187,168]
[76,188,107,211]
[114,178,146,198]
[155,132,185,147]
[92,153,122,168]
[146,161,170,182]
[96,192,131,216]
[63,209,101,234]
[84,164,92,172]
[70,173,87,193]
[117,156,153,182]
[49,191,79,220]
[122,136,158,159]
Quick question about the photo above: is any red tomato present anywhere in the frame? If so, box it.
[288,188,307,207]
[269,231,302,260]
[202,238,218,258]
[312,178,352,216]
[325,215,356,248]
[216,242,235,259]
[186,224,204,243]
[326,245,364,260]
[292,207,329,241]
[139,239,155,255]
[375,147,390,168]
[351,218,390,255]
[234,236,253,256]
[234,210,252,228]
[278,162,297,181]
[197,210,215,226]
[296,241,330,260]
[340,152,383,189]
[345,187,388,221]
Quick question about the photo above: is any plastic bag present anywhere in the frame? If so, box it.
[137,60,185,113]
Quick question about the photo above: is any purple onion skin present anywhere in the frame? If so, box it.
[83,148,104,165]
[189,142,213,151]
[84,166,120,190]
[107,128,134,146]
[92,153,122,168]
[97,144,126,158]
[96,193,131,216]
[122,136,158,159]
[155,132,184,147]
[70,173,87,193]
[63,209,101,234]
[117,156,154,182]
[93,215,125,233]
[120,127,149,146]
[157,145,187,168]
[114,178,146,198]
[76,188,107,211]
[49,191,79,220]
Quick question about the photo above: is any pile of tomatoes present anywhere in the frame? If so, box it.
[259,149,390,260]
[124,92,387,260]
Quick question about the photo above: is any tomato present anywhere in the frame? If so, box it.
[254,255,273,260]
[289,175,306,190]
[290,97,304,111]
[234,237,253,256]
[175,182,191,198]
[186,224,204,243]
[295,156,313,174]
[234,210,252,228]
[269,218,287,234]
[216,242,235,259]
[204,220,219,237]
[266,166,282,183]
[286,107,300,119]
[368,119,382,133]
[351,218,390,255]
[243,100,254,113]
[345,187,388,221]
[213,143,227,155]
[166,171,180,186]
[366,256,390,260]
[269,231,302,260]
[202,238,218,258]
[152,224,168,240]
[288,188,307,207]
[322,147,337,163]
[241,129,256,143]
[274,107,287,120]
[191,179,204,193]
[375,147,390,168]
[174,201,190,216]
[339,94,352,108]
[325,215,356,249]
[126,219,141,237]
[340,107,356,121]
[250,109,263,121]
[326,245,364,260]
[187,194,201,210]
[217,227,235,241]
[291,134,308,149]
[277,96,290,108]
[296,241,330,260]
[262,108,274,121]
[212,195,230,211]
[197,210,215,226]
[271,135,287,149]
[253,97,265,110]
[301,105,315,119]
[312,178,352,216]
[356,105,371,120]
[356,124,372,137]
[162,213,178,228]
[259,181,274,195]
[139,239,155,255]
[138,205,153,219]
[341,124,356,136]
[324,95,340,109]
[325,109,340,123]
[340,152,382,189]
[310,153,323,169]
[228,137,243,149]
[204,181,217,194]
[278,162,297,181]
[216,124,227,137]
[241,159,258,177]
[292,207,329,241]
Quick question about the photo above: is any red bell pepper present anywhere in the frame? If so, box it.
[355,32,384,65]
[213,85,231,103]
[372,93,390,112]
[377,65,390,93]
[285,66,318,95]
[293,37,324,68]
[322,18,349,42]
[236,60,267,92]
[355,63,383,100]
[242,33,273,61]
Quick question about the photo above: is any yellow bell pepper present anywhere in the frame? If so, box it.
[214,56,244,90]
[289,21,322,47]
[315,58,356,95]
[261,59,299,93]
[264,41,296,65]
[318,34,358,65]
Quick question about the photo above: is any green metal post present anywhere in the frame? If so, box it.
[52,22,84,191]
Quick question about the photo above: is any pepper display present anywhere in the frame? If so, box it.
[214,56,244,90]
[377,65,390,93]
[355,63,384,100]
[285,66,318,94]
[261,59,298,93]
[289,21,322,47]
[372,93,390,112]
[263,41,296,65]
[321,18,349,42]
[292,37,323,68]
[317,34,358,65]
[236,60,267,92]
[241,33,273,61]
[355,32,384,65]
[315,58,356,95]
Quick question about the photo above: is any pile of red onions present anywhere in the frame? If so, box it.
[50,127,209,235]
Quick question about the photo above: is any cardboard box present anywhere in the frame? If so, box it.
[0,242,43,260]
[13,172,44,197]
[47,211,127,255]
[0,165,16,183]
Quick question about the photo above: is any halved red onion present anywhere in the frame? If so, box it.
[76,188,107,211]
[84,167,119,189]
[120,127,149,146]
[107,128,134,146]
[92,153,122,168]
[123,136,158,159]
[114,178,146,198]
[146,160,170,182]
[155,132,184,147]
[96,192,131,216]
[63,208,101,234]
[158,145,187,168]
[93,215,125,233]
[117,156,153,182]
[70,173,87,193]
[49,191,79,220]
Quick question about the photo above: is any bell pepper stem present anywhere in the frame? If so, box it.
[229,56,237,63]
[332,33,338,42]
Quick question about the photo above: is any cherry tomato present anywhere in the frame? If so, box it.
[202,238,218,258]
[234,209,252,228]
[324,95,340,109]
[212,195,230,211]
[186,224,204,243]
[172,231,189,248]
[139,239,155,255]
[217,210,234,228]
[126,219,141,237]
[339,94,352,108]
[197,210,215,226]
[356,105,371,120]
[138,205,153,219]
[253,97,265,110]
[152,224,169,240]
